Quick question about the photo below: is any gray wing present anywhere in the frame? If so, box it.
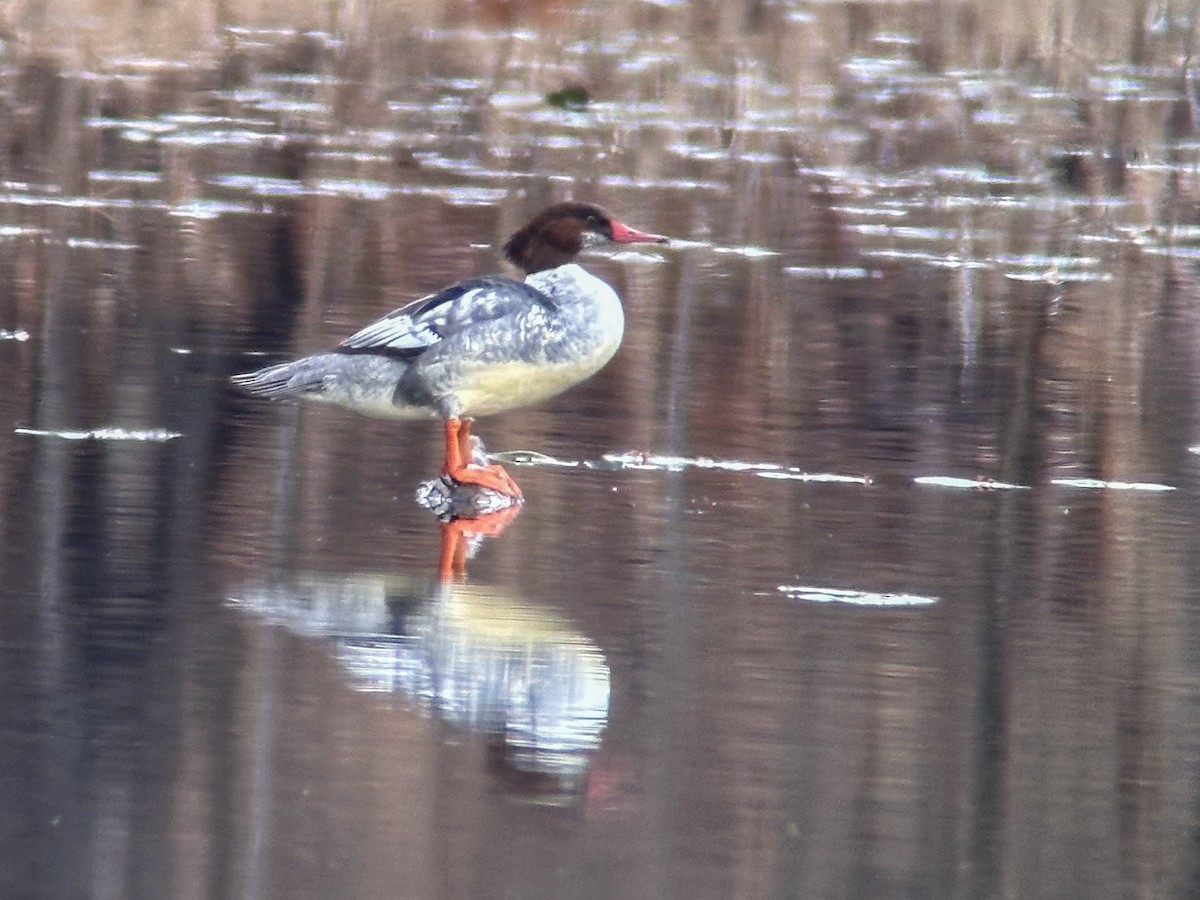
[338,276,557,358]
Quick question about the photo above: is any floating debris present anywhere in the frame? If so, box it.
[490,450,580,468]
[545,85,591,110]
[15,426,182,442]
[778,585,939,607]
[415,475,519,518]
[0,328,31,341]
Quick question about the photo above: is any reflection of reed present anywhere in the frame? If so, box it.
[0,0,1167,76]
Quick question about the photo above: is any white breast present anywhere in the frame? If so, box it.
[445,265,627,416]
[527,264,625,347]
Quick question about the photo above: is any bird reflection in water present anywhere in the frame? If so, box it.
[229,494,609,804]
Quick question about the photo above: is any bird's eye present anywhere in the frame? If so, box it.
[586,214,601,226]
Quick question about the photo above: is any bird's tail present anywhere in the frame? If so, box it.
[231,353,416,420]
[230,357,331,399]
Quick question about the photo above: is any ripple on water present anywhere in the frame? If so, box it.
[392,184,508,205]
[414,155,518,179]
[168,199,267,219]
[156,129,285,148]
[160,113,277,129]
[256,72,347,87]
[430,186,509,206]
[709,245,782,259]
[84,117,177,136]
[88,170,164,184]
[599,174,728,192]
[2,193,167,212]
[0,225,47,239]
[65,238,140,251]
[311,179,395,201]
[209,174,308,197]
[784,265,881,280]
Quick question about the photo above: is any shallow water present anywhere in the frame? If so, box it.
[4,8,1200,900]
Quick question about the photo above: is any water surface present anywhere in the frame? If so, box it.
[3,7,1200,899]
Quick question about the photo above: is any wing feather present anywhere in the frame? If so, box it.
[338,276,556,357]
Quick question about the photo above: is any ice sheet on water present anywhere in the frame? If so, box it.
[1050,478,1175,492]
[16,426,182,441]
[778,585,939,607]
[915,475,1029,490]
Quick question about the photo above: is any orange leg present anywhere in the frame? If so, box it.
[437,504,522,582]
[441,417,523,500]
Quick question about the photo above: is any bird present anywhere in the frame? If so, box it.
[231,201,668,502]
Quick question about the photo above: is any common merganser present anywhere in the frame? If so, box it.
[231,202,668,501]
